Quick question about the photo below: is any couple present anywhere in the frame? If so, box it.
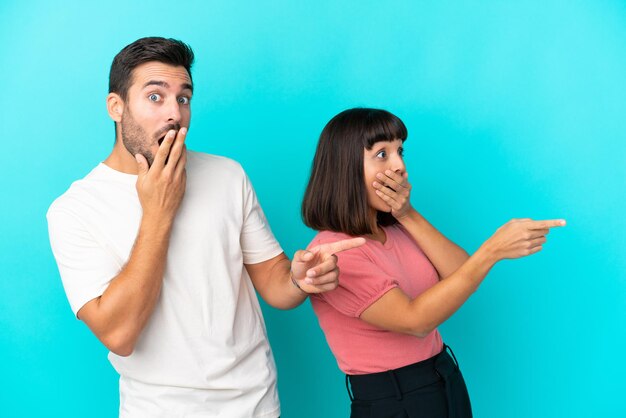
[47,37,564,418]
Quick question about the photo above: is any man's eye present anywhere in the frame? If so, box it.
[148,93,161,102]
[178,96,190,105]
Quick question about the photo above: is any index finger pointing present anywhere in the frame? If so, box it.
[317,237,366,255]
[529,219,567,229]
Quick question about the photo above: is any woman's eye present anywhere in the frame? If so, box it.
[376,150,387,159]
[398,147,404,157]
[178,96,190,105]
[148,93,161,102]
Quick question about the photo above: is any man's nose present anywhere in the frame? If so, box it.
[166,99,182,124]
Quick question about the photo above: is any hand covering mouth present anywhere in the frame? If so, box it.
[156,124,181,146]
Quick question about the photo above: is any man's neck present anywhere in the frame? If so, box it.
[104,140,139,174]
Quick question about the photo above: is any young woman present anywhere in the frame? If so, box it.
[301,108,565,418]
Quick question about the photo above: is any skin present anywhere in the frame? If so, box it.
[78,61,364,356]
[359,139,566,337]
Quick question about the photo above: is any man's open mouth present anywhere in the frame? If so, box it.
[157,125,181,146]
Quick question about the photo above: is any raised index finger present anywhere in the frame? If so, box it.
[317,237,366,255]
[528,219,567,229]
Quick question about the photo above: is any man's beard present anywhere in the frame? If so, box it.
[121,109,180,167]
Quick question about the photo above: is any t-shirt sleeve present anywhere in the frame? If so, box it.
[47,208,121,317]
[240,172,283,264]
[319,247,399,318]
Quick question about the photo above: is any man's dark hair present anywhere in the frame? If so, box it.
[302,108,408,236]
[109,37,195,101]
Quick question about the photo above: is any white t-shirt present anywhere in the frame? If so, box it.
[47,151,283,418]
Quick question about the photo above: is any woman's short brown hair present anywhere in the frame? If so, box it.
[302,108,408,236]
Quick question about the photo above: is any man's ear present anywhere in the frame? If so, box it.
[106,92,124,123]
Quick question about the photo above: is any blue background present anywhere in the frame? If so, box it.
[1,1,624,417]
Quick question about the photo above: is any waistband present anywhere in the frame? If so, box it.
[346,344,459,402]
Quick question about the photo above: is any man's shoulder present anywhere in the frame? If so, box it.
[187,150,245,171]
[186,151,251,184]
[47,164,119,219]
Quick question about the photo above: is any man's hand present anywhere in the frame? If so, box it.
[135,128,188,223]
[290,237,366,294]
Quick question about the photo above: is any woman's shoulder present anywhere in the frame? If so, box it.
[308,230,362,249]
[310,230,350,245]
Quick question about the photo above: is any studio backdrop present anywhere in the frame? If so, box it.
[0,1,624,417]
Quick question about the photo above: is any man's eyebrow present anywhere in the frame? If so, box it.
[142,80,169,89]
[142,80,194,92]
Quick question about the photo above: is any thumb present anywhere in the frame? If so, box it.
[294,249,315,263]
[135,154,149,176]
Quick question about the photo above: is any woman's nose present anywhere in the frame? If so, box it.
[391,155,405,175]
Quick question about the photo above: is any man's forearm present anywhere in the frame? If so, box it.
[246,238,364,310]
[256,257,309,310]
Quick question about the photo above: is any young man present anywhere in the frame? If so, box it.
[47,37,363,417]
